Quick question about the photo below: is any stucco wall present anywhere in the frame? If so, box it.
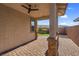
[66,25,79,46]
[0,4,35,53]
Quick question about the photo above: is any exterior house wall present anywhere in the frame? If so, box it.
[66,25,79,46]
[0,4,35,53]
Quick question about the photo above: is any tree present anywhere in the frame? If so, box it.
[74,17,79,22]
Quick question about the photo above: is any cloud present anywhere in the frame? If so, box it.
[68,7,72,10]
[60,23,68,25]
[60,15,68,18]
[66,22,79,26]
[70,22,79,26]
[59,22,79,26]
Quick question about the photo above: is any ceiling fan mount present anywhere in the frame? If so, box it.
[21,4,39,13]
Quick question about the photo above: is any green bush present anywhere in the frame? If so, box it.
[38,28,49,34]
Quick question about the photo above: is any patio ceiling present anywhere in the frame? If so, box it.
[2,3,67,19]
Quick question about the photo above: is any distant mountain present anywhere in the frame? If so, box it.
[38,25,69,28]
[58,25,69,28]
[38,25,49,28]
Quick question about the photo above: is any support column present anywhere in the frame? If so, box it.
[46,3,58,56]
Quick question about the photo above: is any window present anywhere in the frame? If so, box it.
[30,18,35,32]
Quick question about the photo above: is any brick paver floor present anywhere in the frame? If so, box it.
[2,35,79,56]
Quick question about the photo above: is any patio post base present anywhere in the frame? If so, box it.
[45,37,58,56]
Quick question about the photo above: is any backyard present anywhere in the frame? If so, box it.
[38,34,49,36]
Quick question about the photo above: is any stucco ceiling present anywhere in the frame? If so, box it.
[2,3,67,18]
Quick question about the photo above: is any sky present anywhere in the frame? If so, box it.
[38,3,79,26]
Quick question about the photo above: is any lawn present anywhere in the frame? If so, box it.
[38,34,49,36]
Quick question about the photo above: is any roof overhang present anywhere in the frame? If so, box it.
[57,3,67,16]
[2,3,67,19]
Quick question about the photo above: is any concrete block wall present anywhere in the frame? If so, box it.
[66,25,79,46]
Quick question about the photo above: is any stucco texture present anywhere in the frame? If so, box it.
[0,4,35,53]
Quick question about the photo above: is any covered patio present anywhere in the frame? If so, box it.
[2,3,79,56]
[0,3,67,56]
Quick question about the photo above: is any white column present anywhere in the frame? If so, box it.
[46,3,58,56]
[49,3,58,38]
